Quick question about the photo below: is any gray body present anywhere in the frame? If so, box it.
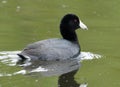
[19,38,80,61]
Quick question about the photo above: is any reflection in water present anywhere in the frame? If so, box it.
[0,51,101,87]
[58,69,88,87]
[58,69,80,87]
[18,57,80,76]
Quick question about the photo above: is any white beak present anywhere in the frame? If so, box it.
[79,20,88,30]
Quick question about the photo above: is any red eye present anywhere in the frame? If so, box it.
[74,19,77,22]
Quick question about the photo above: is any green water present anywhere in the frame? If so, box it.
[0,0,120,87]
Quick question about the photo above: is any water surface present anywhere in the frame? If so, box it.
[0,51,101,87]
[0,51,101,77]
[0,0,120,87]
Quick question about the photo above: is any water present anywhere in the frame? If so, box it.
[0,0,120,87]
[0,51,101,77]
[0,51,101,87]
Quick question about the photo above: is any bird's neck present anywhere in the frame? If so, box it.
[60,26,81,51]
[60,27,78,42]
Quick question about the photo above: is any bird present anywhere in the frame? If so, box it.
[17,14,88,66]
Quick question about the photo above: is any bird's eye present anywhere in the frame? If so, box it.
[74,19,77,23]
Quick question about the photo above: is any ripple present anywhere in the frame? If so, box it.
[0,51,102,66]
[0,51,102,77]
[1,0,7,4]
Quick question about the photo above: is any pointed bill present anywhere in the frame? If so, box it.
[79,20,88,30]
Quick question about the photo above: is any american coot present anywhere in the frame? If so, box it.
[17,14,88,64]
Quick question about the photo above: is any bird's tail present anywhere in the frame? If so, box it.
[17,54,27,64]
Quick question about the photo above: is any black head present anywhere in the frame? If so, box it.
[60,14,80,31]
[60,14,88,42]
